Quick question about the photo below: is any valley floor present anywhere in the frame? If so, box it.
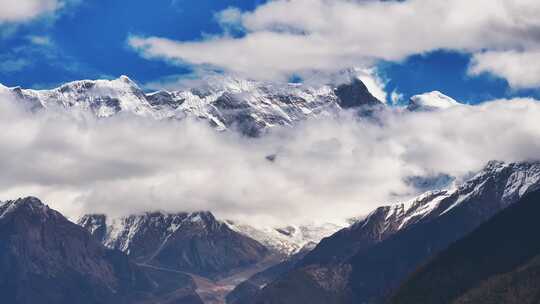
[139,254,283,304]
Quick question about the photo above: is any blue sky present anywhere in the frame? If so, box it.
[0,0,262,87]
[1,0,539,104]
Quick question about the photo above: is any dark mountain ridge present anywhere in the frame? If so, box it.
[391,188,540,304]
[0,197,203,304]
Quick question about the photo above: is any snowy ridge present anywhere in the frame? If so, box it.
[407,91,462,111]
[9,76,155,116]
[298,160,540,268]
[226,221,344,256]
[353,160,540,237]
[353,190,452,237]
[4,74,383,136]
[78,211,222,257]
[78,210,342,257]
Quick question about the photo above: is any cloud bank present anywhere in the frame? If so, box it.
[129,0,540,88]
[1,91,540,226]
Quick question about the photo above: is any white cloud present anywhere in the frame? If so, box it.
[469,50,540,89]
[215,7,243,34]
[0,58,31,72]
[1,93,540,226]
[0,0,62,23]
[129,0,540,86]
[27,35,53,46]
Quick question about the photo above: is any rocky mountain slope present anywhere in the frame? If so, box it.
[249,160,540,304]
[78,211,269,278]
[3,75,383,136]
[391,188,540,304]
[0,197,203,304]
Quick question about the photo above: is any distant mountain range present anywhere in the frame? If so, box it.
[0,75,461,136]
[0,75,384,136]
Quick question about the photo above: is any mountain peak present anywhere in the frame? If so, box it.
[334,78,383,108]
[408,91,461,111]
[118,75,135,84]
[0,196,51,219]
[78,210,269,277]
[482,159,507,172]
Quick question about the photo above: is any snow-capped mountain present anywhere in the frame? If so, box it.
[78,211,269,278]
[407,91,462,111]
[359,160,540,236]
[303,160,540,266]
[390,188,540,304]
[3,75,383,136]
[8,76,155,116]
[250,160,540,304]
[225,221,344,256]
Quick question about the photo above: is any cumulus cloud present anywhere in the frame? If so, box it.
[1,92,540,226]
[215,7,243,34]
[129,0,540,86]
[469,50,540,89]
[0,0,63,23]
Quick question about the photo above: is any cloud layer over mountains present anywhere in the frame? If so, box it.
[1,92,540,226]
[130,0,540,88]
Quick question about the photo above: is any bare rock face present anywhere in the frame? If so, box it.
[78,211,270,278]
[334,78,382,109]
[0,197,203,304]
